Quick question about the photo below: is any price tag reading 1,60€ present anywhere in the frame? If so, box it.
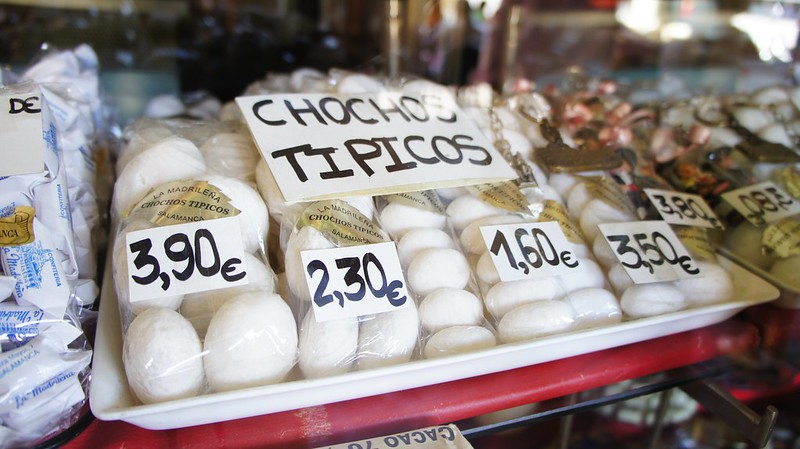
[599,221,701,284]
[301,241,410,322]
[480,221,582,282]
[644,188,724,230]
[125,217,249,302]
[721,181,800,227]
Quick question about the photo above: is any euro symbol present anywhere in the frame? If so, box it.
[8,96,41,114]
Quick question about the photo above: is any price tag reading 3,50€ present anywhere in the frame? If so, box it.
[599,221,701,284]
[644,188,724,230]
[125,217,249,302]
[721,181,800,227]
[301,241,410,322]
[480,221,582,282]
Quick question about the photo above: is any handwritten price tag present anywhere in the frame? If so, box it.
[301,241,409,322]
[644,188,724,230]
[125,217,248,301]
[599,221,701,284]
[480,221,581,282]
[1,90,45,177]
[721,181,800,227]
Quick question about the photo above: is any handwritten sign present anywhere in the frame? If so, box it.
[236,93,517,202]
[0,89,45,177]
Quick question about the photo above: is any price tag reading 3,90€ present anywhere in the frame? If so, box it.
[301,241,410,322]
[125,217,249,302]
[599,221,701,284]
[480,221,582,282]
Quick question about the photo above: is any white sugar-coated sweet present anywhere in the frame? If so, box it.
[504,129,534,160]
[436,186,469,202]
[476,251,501,286]
[335,73,386,94]
[203,292,297,392]
[725,221,774,270]
[446,195,512,232]
[116,122,176,175]
[579,199,636,242]
[180,253,276,336]
[708,126,742,147]
[341,195,376,221]
[418,288,484,334]
[298,310,358,379]
[199,133,260,184]
[112,137,206,217]
[547,173,581,198]
[379,201,446,239]
[200,174,268,254]
[607,263,634,296]
[285,226,336,302]
[401,78,456,101]
[770,255,800,290]
[592,235,618,269]
[484,278,561,319]
[423,325,497,359]
[757,123,793,149]
[560,287,622,329]
[290,67,325,92]
[673,261,733,306]
[566,182,592,218]
[255,159,291,220]
[557,258,606,293]
[407,248,471,297]
[143,94,185,118]
[357,304,420,370]
[123,308,205,404]
[459,214,527,255]
[113,220,184,316]
[396,228,456,267]
[498,300,575,343]
[753,85,791,104]
[220,101,244,122]
[568,241,592,259]
[537,185,560,202]
[732,107,773,134]
[620,283,687,318]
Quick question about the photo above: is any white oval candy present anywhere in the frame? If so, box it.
[123,308,205,404]
[579,199,635,242]
[674,261,733,306]
[407,248,471,297]
[180,253,276,336]
[436,186,469,202]
[557,257,606,293]
[446,195,511,232]
[357,304,419,370]
[483,278,560,319]
[476,251,501,286]
[560,287,621,329]
[566,182,592,218]
[620,283,687,318]
[379,201,446,239]
[201,174,269,254]
[335,73,386,94]
[770,255,800,290]
[285,226,336,302]
[498,300,575,343]
[396,228,455,267]
[255,159,291,220]
[298,310,358,379]
[423,325,496,359]
[112,137,206,217]
[547,173,581,198]
[459,214,527,255]
[418,288,484,334]
[732,107,773,134]
[199,133,259,184]
[592,235,618,269]
[607,263,634,296]
[116,120,176,174]
[203,292,297,392]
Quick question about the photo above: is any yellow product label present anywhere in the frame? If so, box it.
[539,200,586,244]
[777,166,800,199]
[0,206,35,246]
[673,225,716,261]
[385,190,446,214]
[466,181,530,214]
[298,199,388,247]
[583,176,637,216]
[762,218,800,258]
[126,180,240,226]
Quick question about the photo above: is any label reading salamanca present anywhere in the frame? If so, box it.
[297,199,389,247]
[538,200,586,245]
[0,206,35,246]
[384,190,445,214]
[466,181,531,214]
[125,180,240,225]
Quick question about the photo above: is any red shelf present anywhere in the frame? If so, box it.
[64,318,758,449]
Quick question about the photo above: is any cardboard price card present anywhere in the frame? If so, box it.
[0,88,45,177]
[236,92,517,202]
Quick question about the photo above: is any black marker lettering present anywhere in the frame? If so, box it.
[399,96,429,122]
[369,98,410,122]
[251,99,286,125]
[454,134,492,165]
[346,98,379,124]
[319,97,350,124]
[431,135,463,164]
[374,137,417,172]
[344,139,382,177]
[284,98,327,126]
[422,94,457,123]
[307,146,354,179]
[272,144,311,182]
[403,135,438,165]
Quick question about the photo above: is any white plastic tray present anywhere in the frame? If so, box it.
[90,256,779,430]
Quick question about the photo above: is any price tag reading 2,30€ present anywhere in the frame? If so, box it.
[125,217,249,302]
[721,181,800,227]
[644,188,724,230]
[480,221,581,282]
[599,221,701,284]
[301,241,410,322]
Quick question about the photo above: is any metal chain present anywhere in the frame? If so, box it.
[487,106,538,187]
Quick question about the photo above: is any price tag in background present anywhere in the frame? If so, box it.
[644,188,724,230]
[721,181,800,227]
[480,221,581,282]
[126,217,249,301]
[301,241,410,322]
[599,221,701,284]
